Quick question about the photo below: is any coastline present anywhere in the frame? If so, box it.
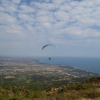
[35,57,100,74]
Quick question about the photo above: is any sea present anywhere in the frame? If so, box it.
[35,57,100,74]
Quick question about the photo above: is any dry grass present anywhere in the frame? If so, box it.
[80,97,100,100]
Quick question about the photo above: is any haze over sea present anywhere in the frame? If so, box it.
[36,57,100,74]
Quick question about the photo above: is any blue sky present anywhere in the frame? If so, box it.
[0,0,100,57]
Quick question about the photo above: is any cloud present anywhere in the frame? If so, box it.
[19,4,36,13]
[54,11,70,21]
[0,12,16,24]
[0,0,100,57]
[11,0,21,4]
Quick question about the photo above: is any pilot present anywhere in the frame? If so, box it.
[49,58,51,60]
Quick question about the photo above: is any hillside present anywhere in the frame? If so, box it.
[0,77,100,100]
[0,57,100,100]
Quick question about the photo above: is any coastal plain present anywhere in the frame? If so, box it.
[0,57,99,85]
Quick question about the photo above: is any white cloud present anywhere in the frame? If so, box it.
[11,0,21,4]
[18,13,35,22]
[66,26,100,38]
[0,6,5,11]
[19,4,36,13]
[0,12,17,24]
[52,0,66,5]
[0,0,100,57]
[60,4,72,11]
[54,11,70,21]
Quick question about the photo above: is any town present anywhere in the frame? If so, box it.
[0,57,99,85]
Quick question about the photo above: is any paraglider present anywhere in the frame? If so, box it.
[42,44,58,60]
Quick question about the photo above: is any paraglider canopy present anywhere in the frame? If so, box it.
[42,44,58,50]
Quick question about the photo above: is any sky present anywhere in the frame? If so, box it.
[0,0,100,57]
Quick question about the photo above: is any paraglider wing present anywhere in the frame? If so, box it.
[42,44,58,50]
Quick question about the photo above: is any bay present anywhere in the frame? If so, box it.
[36,57,100,74]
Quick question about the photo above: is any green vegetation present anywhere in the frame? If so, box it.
[0,77,100,100]
[0,58,100,100]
